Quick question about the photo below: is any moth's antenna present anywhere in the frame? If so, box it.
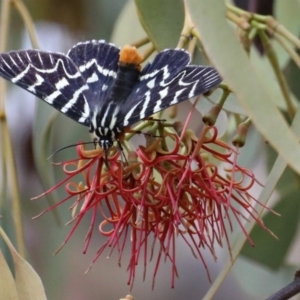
[47,141,96,160]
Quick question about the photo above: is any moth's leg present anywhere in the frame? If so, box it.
[117,140,128,165]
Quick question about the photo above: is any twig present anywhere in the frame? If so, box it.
[266,270,300,300]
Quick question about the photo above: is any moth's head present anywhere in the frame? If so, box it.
[98,138,113,151]
[89,122,114,151]
[97,138,113,168]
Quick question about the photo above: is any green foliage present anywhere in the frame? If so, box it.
[1,1,300,299]
[134,0,185,49]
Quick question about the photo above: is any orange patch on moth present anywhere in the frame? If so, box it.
[123,126,133,134]
[119,45,143,66]
[118,132,126,141]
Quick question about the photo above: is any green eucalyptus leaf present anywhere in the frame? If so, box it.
[32,102,59,213]
[235,259,297,298]
[250,48,299,111]
[111,1,146,46]
[242,189,300,269]
[242,144,300,269]
[0,227,47,300]
[33,104,57,178]
[274,0,300,68]
[0,250,18,300]
[134,0,185,49]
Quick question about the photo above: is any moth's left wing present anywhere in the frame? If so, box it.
[121,49,222,127]
[0,50,91,125]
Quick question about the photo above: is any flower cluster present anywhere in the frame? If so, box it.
[33,119,270,288]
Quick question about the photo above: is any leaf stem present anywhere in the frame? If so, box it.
[11,0,39,48]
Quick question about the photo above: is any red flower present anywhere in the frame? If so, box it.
[33,117,271,288]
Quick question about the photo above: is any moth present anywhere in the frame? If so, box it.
[0,40,222,150]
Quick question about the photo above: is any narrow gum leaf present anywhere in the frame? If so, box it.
[134,0,185,49]
[186,0,300,176]
[250,49,298,111]
[111,1,146,45]
[33,105,58,198]
[0,227,47,300]
[0,250,19,300]
[274,0,300,67]
[242,189,300,269]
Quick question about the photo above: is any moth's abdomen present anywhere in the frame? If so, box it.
[107,65,139,100]
[91,45,144,145]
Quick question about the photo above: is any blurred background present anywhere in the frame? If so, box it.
[1,0,300,299]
